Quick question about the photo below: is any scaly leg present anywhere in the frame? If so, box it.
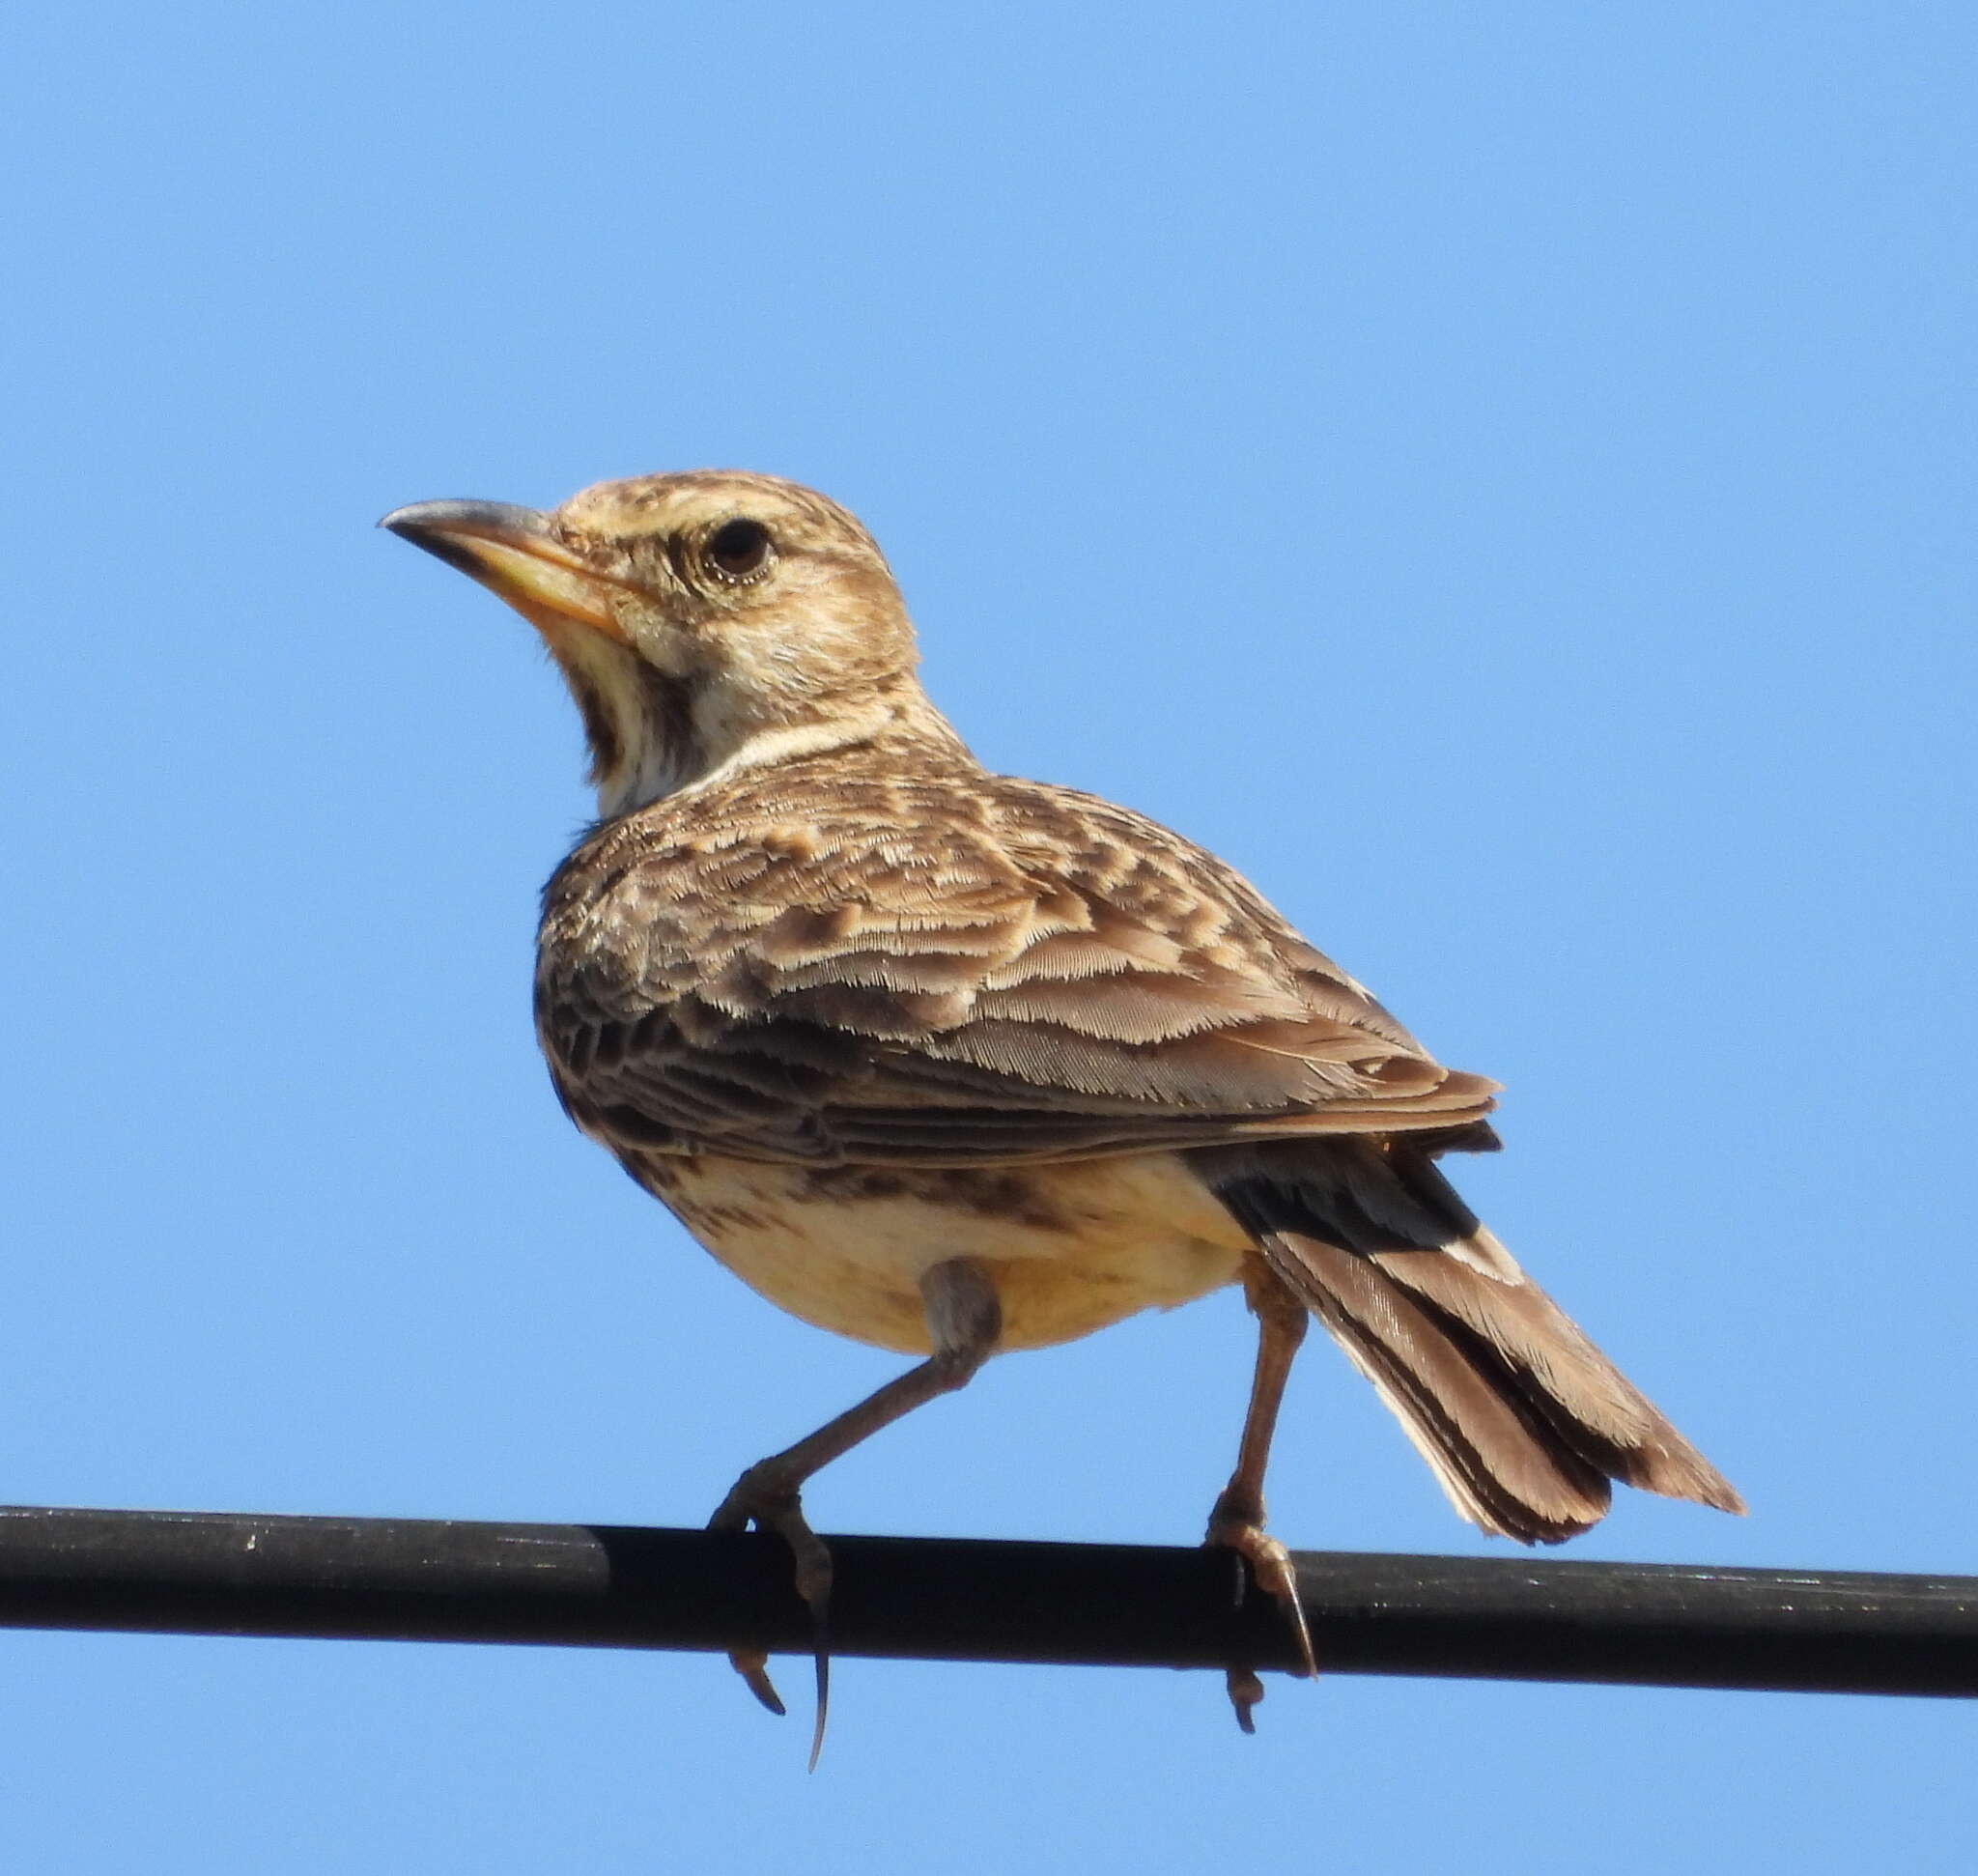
[709,1256,1002,1767]
[1208,1262,1316,1732]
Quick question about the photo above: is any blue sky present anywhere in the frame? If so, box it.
[4,3,1973,1869]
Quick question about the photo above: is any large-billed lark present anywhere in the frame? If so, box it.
[384,469,1742,1739]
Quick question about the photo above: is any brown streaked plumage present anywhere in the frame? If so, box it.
[383,469,1742,1741]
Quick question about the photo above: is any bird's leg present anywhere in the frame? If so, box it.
[1208,1262,1315,1732]
[710,1255,1002,1766]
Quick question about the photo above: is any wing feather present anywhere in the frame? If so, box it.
[537,755,1496,1166]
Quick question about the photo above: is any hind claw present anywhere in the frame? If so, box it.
[1207,1512,1318,1732]
[711,1473,835,1763]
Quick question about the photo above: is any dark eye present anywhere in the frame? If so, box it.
[705,517,774,581]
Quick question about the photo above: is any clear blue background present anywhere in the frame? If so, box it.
[4,4,1972,1869]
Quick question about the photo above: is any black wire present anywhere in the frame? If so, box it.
[0,1505,1970,1696]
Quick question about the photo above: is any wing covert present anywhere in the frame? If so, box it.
[535,761,1496,1167]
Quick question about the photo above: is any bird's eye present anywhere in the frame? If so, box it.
[705,517,775,582]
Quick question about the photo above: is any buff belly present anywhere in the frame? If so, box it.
[636,1151,1252,1354]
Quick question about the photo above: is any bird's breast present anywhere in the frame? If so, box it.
[631,1150,1250,1354]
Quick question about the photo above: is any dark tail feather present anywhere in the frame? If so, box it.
[1203,1141,1744,1544]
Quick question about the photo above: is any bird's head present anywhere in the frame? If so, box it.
[383,469,947,816]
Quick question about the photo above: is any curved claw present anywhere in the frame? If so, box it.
[727,1645,787,1717]
[710,1474,837,1765]
[755,1496,834,1771]
[1208,1517,1319,1730]
[1226,1665,1265,1734]
[806,1640,831,1773]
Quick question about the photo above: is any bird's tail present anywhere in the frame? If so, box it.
[1202,1139,1744,1542]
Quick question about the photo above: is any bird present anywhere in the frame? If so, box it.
[382,469,1743,1748]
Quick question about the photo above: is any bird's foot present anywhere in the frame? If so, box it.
[710,1467,834,1768]
[1206,1509,1318,1733]
[1224,1664,1268,1735]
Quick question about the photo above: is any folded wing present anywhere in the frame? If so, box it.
[536,770,1496,1165]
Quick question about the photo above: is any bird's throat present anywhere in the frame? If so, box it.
[551,630,967,821]
[543,632,703,818]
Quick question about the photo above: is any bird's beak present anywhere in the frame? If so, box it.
[380,499,633,643]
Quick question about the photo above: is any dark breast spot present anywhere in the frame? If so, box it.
[796,1165,1071,1232]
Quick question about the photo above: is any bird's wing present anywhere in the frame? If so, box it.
[537,767,1497,1166]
